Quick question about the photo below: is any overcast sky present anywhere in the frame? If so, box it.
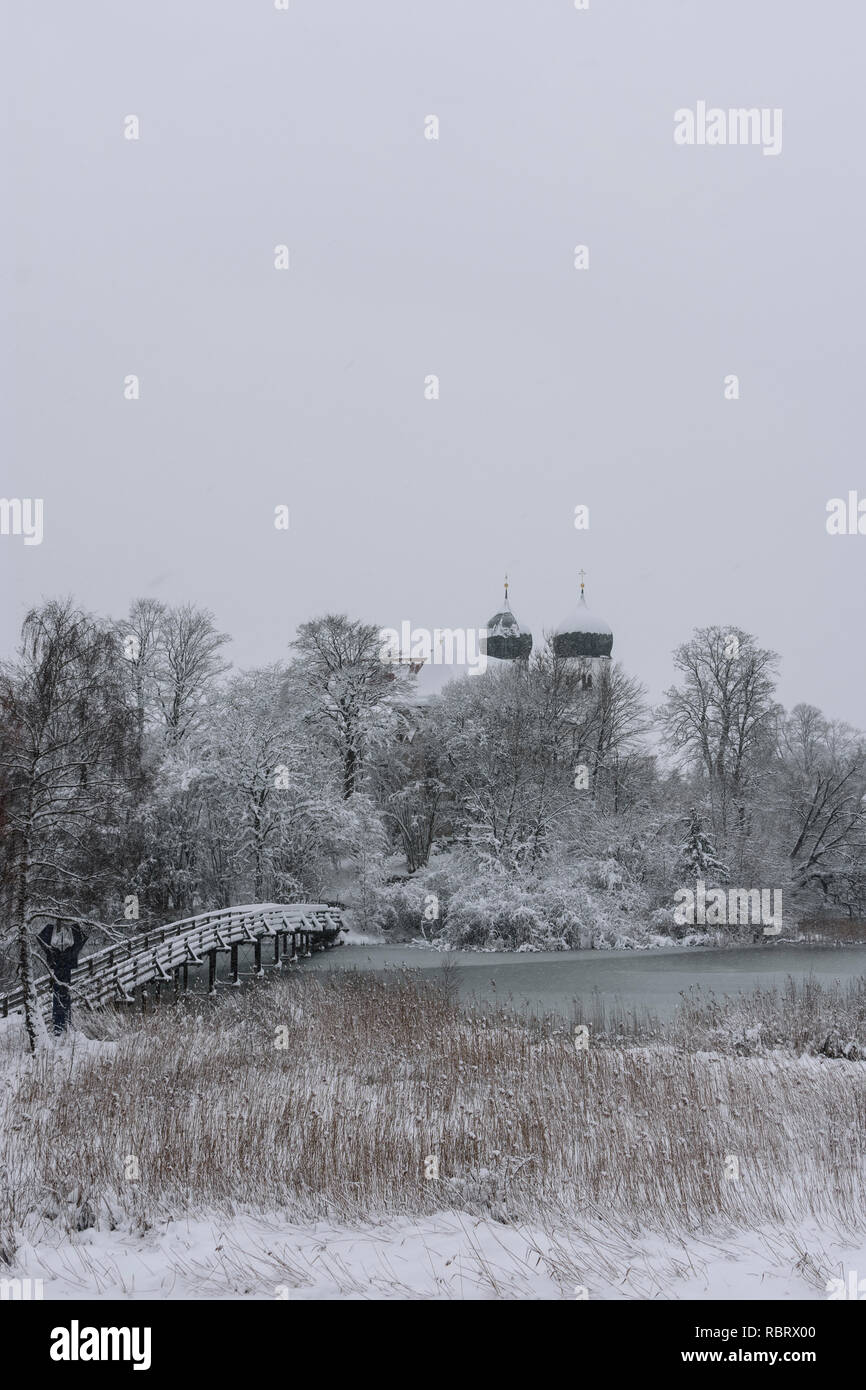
[4,0,865,725]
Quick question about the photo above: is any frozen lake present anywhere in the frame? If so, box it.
[302,940,866,1021]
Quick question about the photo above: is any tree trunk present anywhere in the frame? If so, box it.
[344,742,357,799]
[14,814,48,1053]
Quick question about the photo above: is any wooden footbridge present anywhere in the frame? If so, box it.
[0,903,346,1024]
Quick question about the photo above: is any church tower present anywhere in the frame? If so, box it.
[552,572,613,689]
[483,575,533,666]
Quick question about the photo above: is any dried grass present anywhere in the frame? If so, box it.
[1,966,863,1251]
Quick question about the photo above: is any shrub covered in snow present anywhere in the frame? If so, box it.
[371,849,655,950]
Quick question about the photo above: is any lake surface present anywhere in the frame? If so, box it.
[300,940,866,1022]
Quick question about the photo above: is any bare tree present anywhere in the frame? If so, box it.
[197,667,309,900]
[777,704,866,907]
[0,601,135,1050]
[586,663,651,811]
[659,626,781,838]
[430,654,597,870]
[117,597,166,748]
[289,614,403,798]
[153,604,230,744]
[372,731,445,872]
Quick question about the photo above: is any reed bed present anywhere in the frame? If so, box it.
[0,966,863,1259]
[569,972,866,1056]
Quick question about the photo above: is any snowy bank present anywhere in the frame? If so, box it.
[5,1210,865,1301]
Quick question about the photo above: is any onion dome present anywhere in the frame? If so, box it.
[553,575,613,659]
[484,576,532,662]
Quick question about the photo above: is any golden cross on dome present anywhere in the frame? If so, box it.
[579,568,586,596]
[504,572,509,604]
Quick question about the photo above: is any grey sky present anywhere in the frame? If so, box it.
[5,0,865,726]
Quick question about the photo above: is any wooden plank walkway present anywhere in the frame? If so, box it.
[0,903,346,1021]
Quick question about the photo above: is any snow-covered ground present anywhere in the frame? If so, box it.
[6,1211,865,1300]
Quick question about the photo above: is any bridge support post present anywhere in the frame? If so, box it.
[230,943,239,986]
[174,968,180,1000]
[274,934,281,965]
[208,949,217,994]
[183,963,189,992]
[254,939,262,976]
[290,932,298,963]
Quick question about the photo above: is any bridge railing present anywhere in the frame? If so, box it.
[0,903,345,1020]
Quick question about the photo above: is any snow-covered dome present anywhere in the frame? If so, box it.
[484,581,532,662]
[553,586,613,660]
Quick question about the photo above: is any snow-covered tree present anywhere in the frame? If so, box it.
[776,704,866,910]
[0,601,137,1049]
[660,626,781,840]
[152,603,231,745]
[289,614,407,799]
[678,806,727,883]
[193,665,347,901]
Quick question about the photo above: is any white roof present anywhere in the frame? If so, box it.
[554,592,612,637]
